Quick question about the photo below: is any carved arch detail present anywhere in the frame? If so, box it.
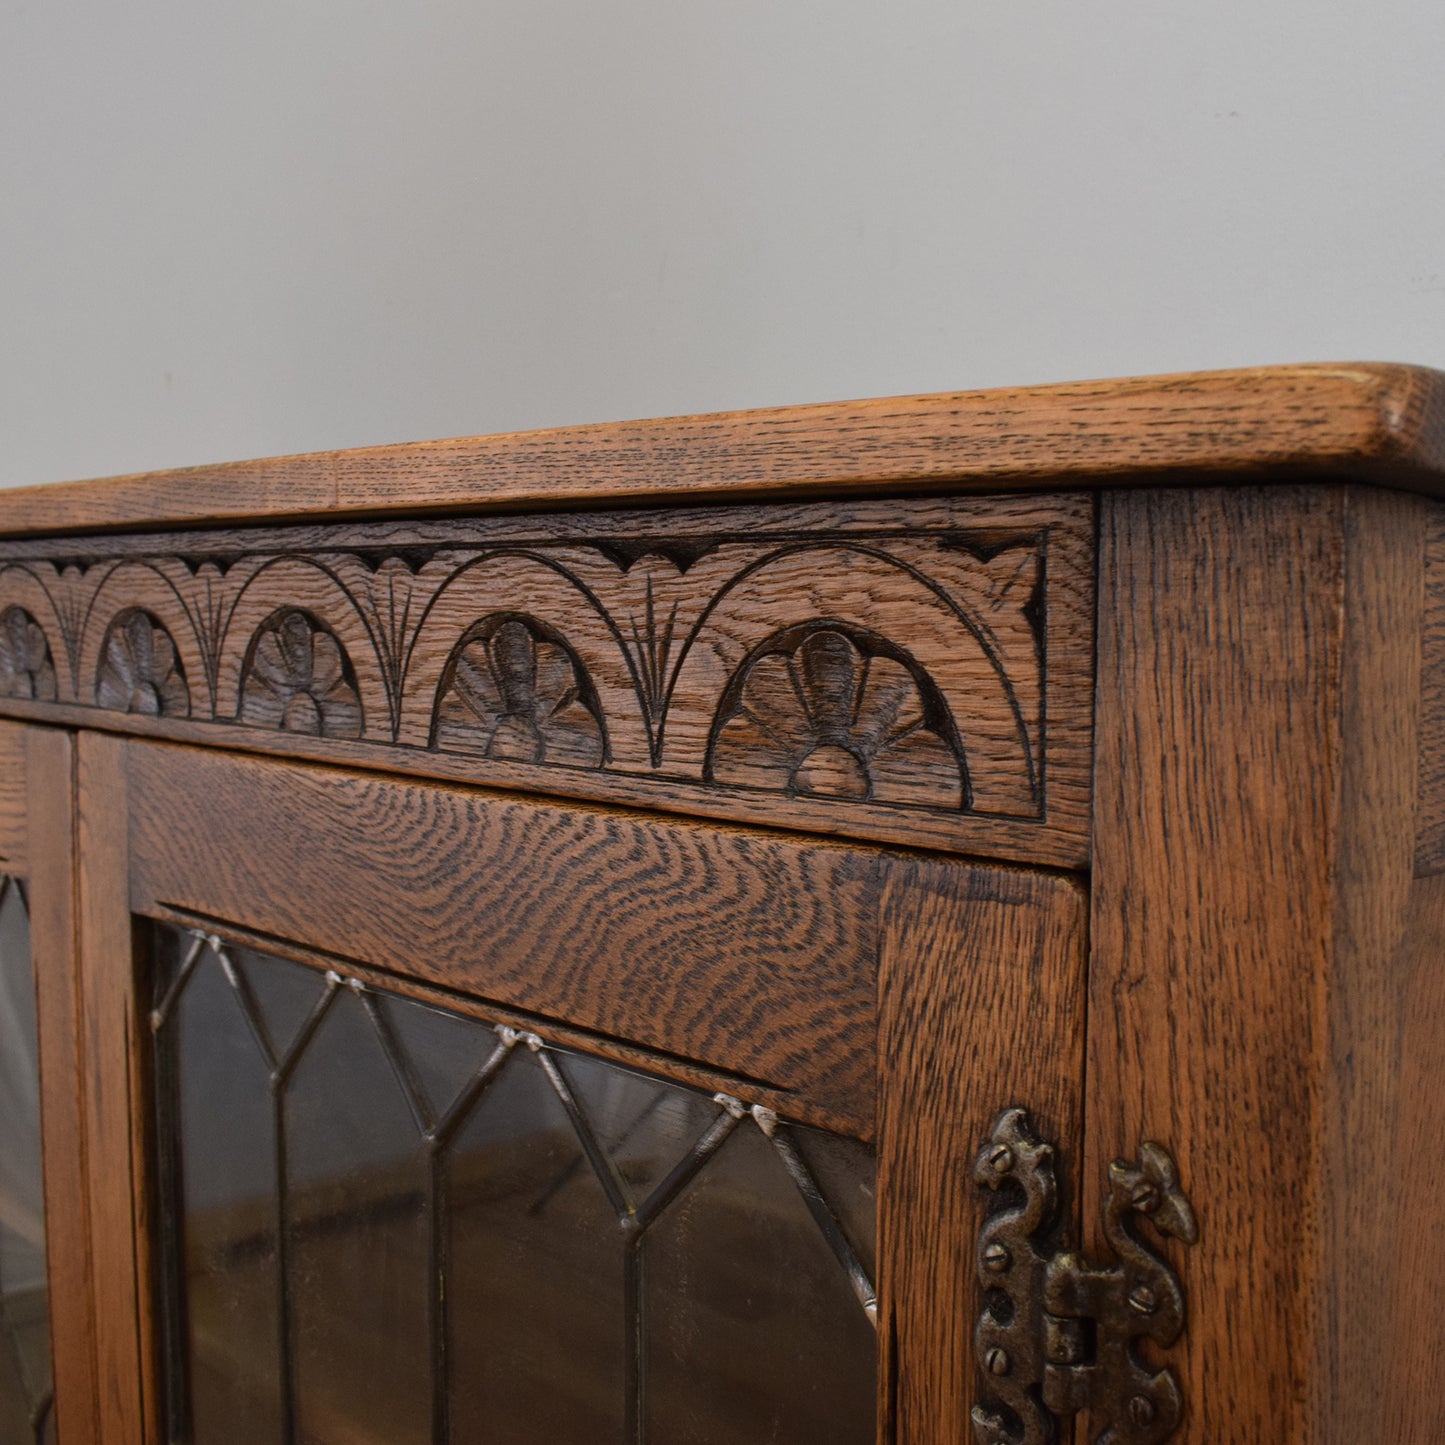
[706,621,968,809]
[666,543,1039,817]
[430,612,607,768]
[78,562,209,715]
[0,606,57,702]
[0,566,71,697]
[238,608,364,739]
[397,552,643,763]
[214,557,389,732]
[95,608,191,718]
[0,502,1090,857]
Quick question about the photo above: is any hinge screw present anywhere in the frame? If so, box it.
[1127,1395,1157,1426]
[1126,1284,1158,1315]
[987,1144,1015,1175]
[982,1242,1011,1273]
[984,1348,1011,1376]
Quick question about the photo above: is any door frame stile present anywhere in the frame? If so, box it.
[27,725,104,1444]
[75,731,155,1445]
[876,859,1088,1445]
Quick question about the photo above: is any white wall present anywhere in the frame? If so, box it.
[3,1,1443,490]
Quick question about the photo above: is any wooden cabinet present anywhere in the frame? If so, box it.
[0,361,1442,1442]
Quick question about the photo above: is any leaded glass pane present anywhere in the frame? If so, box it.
[286,986,432,1445]
[154,931,282,1445]
[643,1120,876,1444]
[0,878,54,1445]
[447,1046,628,1443]
[151,926,877,1444]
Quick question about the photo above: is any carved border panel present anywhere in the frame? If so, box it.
[0,494,1094,863]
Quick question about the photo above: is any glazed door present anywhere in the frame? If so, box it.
[72,733,1085,1445]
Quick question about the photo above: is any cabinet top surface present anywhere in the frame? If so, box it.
[4,361,1444,538]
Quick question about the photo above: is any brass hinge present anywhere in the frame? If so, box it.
[971,1108,1198,1445]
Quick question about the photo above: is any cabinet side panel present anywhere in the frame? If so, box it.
[76,731,154,1445]
[877,861,1086,1445]
[26,727,101,1443]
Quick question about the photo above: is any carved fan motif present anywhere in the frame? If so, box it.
[432,615,605,768]
[239,609,363,738]
[96,609,190,717]
[0,607,56,701]
[707,625,966,809]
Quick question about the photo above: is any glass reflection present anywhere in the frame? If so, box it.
[152,926,876,1444]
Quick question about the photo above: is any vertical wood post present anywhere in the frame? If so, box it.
[878,859,1087,1444]
[1089,484,1442,1440]
[27,725,101,1444]
[75,731,154,1445]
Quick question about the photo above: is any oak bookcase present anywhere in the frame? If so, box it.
[0,361,1441,1444]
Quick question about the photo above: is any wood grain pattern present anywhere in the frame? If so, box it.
[0,363,1442,536]
[137,903,844,1143]
[1088,484,1439,1442]
[0,719,29,874]
[26,727,101,1445]
[877,861,1086,1445]
[0,493,1094,866]
[75,731,154,1445]
[125,741,883,1138]
[1412,503,1445,871]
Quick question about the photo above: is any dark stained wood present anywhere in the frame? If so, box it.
[1088,483,1439,1442]
[0,720,29,874]
[26,727,101,1445]
[0,363,1442,537]
[75,730,154,1445]
[0,492,1095,867]
[877,861,1086,1445]
[125,740,884,1138]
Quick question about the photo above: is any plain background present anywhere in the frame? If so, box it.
[2,1,1443,491]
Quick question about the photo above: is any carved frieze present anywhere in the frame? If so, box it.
[0,495,1093,859]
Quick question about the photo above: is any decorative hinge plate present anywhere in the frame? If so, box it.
[971,1108,1199,1445]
